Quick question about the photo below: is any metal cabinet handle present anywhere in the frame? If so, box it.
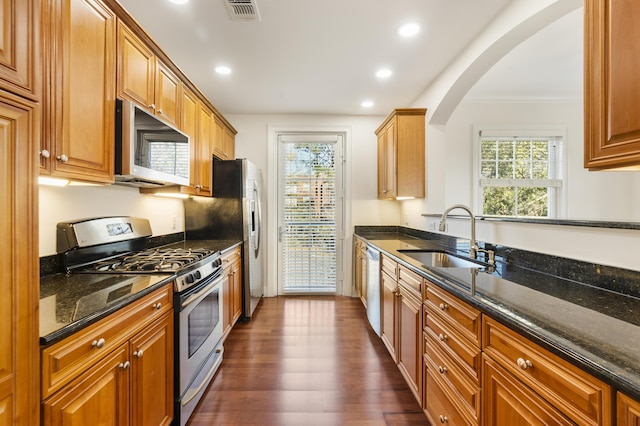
[91,338,106,349]
[439,415,448,423]
[438,333,448,342]
[119,361,131,370]
[152,302,162,309]
[40,149,51,159]
[56,154,68,163]
[157,109,163,114]
[439,303,448,310]
[517,357,533,370]
[149,103,155,110]
[133,350,144,358]
[438,366,448,374]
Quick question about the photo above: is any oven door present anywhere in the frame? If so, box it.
[177,273,224,395]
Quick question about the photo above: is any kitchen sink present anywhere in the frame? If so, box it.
[397,250,483,268]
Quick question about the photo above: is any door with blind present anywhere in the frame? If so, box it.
[277,133,344,294]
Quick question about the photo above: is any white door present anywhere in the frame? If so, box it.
[277,133,344,294]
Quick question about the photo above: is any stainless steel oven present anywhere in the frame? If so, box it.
[175,266,224,426]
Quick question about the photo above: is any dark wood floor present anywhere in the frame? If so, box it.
[187,296,429,426]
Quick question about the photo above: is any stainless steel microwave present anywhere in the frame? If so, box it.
[115,99,190,187]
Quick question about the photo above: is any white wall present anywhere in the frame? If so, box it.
[39,184,184,256]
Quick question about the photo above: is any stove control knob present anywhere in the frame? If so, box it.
[186,274,194,284]
[194,271,202,280]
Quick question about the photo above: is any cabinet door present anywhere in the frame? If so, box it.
[213,116,225,160]
[117,22,154,111]
[130,313,174,426]
[223,124,235,160]
[196,103,214,196]
[584,0,640,170]
[0,0,39,99]
[42,345,130,426]
[483,355,574,426]
[397,289,422,404]
[618,392,640,426]
[231,257,243,324]
[221,269,233,337]
[46,0,116,183]
[0,94,39,426]
[154,60,179,126]
[380,270,398,362]
[377,121,396,199]
[181,86,199,193]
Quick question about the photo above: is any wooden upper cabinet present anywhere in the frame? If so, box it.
[584,0,640,170]
[375,108,426,199]
[195,102,214,196]
[213,116,236,160]
[117,22,180,127]
[41,0,116,183]
[0,0,39,100]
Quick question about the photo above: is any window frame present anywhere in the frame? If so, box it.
[472,124,567,218]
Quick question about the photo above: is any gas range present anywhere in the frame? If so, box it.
[57,216,222,293]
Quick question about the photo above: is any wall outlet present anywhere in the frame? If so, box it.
[171,216,177,230]
[428,221,435,231]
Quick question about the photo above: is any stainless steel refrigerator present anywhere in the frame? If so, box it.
[183,158,264,319]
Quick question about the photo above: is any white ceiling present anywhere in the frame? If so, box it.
[116,0,583,117]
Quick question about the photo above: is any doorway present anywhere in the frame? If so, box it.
[276,132,345,294]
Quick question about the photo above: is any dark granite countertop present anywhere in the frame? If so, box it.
[39,238,242,346]
[355,229,640,401]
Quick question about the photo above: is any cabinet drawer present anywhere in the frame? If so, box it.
[424,365,477,426]
[41,283,172,398]
[425,332,480,421]
[398,264,422,296]
[424,305,481,382]
[221,245,241,270]
[425,283,480,346]
[483,316,612,426]
[381,254,397,278]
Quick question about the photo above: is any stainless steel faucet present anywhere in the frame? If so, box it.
[439,204,495,265]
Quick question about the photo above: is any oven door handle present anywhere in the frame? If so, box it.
[181,276,222,309]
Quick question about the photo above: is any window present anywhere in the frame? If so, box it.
[474,126,564,218]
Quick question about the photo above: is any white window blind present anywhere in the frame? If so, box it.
[279,135,339,293]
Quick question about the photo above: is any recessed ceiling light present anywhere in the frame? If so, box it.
[169,0,189,4]
[215,66,232,75]
[376,69,392,79]
[361,100,374,108]
[397,23,420,38]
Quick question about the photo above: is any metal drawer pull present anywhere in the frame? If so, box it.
[56,154,69,163]
[152,302,162,309]
[438,366,448,374]
[439,303,448,310]
[517,357,533,370]
[439,415,448,423]
[119,361,131,370]
[133,350,144,358]
[438,333,448,342]
[91,338,106,349]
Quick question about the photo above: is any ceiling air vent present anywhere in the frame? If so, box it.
[225,0,261,21]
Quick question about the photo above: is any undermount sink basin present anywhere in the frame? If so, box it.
[398,250,483,269]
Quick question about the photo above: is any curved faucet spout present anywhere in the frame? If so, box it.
[439,204,477,259]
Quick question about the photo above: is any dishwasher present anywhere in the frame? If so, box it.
[365,246,381,336]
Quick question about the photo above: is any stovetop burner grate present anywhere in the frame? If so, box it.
[88,248,216,273]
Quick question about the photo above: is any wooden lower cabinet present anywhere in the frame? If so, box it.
[483,316,612,426]
[380,259,398,362]
[222,246,243,339]
[618,392,640,426]
[483,354,574,426]
[353,237,367,306]
[41,285,174,426]
[43,312,173,426]
[42,344,130,425]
